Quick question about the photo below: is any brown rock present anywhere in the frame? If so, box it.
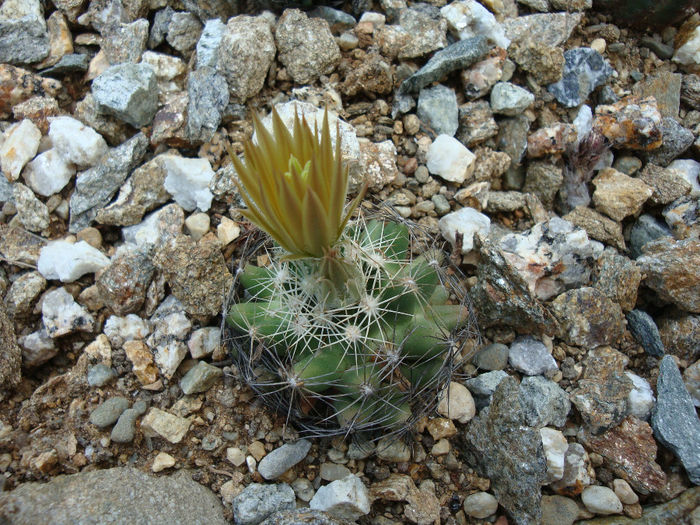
[657,314,700,362]
[631,72,682,119]
[0,304,22,395]
[637,163,692,206]
[636,238,700,313]
[124,340,158,385]
[509,42,565,86]
[592,168,653,222]
[370,474,440,525]
[591,248,642,312]
[0,225,46,266]
[457,100,499,147]
[527,123,576,158]
[563,207,625,252]
[593,96,663,150]
[150,92,189,147]
[579,417,666,495]
[340,53,393,97]
[12,96,60,135]
[0,64,65,118]
[96,250,154,316]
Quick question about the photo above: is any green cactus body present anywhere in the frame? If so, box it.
[227,216,471,436]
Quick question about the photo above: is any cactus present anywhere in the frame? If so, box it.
[225,107,473,437]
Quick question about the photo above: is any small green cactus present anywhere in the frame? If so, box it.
[226,107,472,437]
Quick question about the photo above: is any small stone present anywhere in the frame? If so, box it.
[625,371,655,420]
[18,329,56,368]
[465,370,509,409]
[439,207,490,254]
[290,478,315,502]
[461,48,507,100]
[593,96,663,150]
[195,19,226,69]
[0,64,64,119]
[227,447,246,467]
[441,0,509,48]
[92,63,158,128]
[375,437,411,463]
[456,100,499,147]
[581,486,623,515]
[186,67,229,144]
[124,340,157,386]
[496,115,530,167]
[152,452,176,473]
[591,167,653,222]
[541,495,579,525]
[320,463,351,482]
[503,12,581,49]
[23,149,75,198]
[527,124,576,158]
[613,479,638,505]
[436,381,476,423]
[87,364,116,387]
[184,212,210,241]
[89,397,129,428]
[42,287,95,338]
[0,120,42,181]
[38,240,110,283]
[310,475,371,521]
[111,401,148,443]
[632,71,682,119]
[161,155,214,212]
[673,20,700,69]
[5,271,46,318]
[13,183,49,232]
[490,82,534,116]
[540,427,568,483]
[508,336,558,376]
[667,159,700,194]
[626,310,664,357]
[102,20,148,65]
[417,84,458,136]
[547,48,613,108]
[165,12,201,56]
[187,328,220,359]
[629,214,673,259]
[426,418,457,441]
[549,443,591,496]
[0,0,50,65]
[638,163,692,207]
[612,155,643,175]
[523,162,563,209]
[651,355,700,485]
[233,483,296,525]
[141,407,191,444]
[179,361,223,395]
[217,217,240,246]
[472,343,509,371]
[257,439,312,481]
[426,134,476,184]
[563,206,625,252]
[463,491,498,519]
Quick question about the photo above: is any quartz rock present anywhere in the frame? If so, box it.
[38,240,110,282]
[23,149,75,197]
[625,372,655,420]
[440,0,509,49]
[146,296,191,379]
[667,159,700,195]
[461,47,507,100]
[42,287,95,338]
[310,475,371,521]
[438,207,490,253]
[92,63,158,128]
[103,314,150,347]
[673,22,700,69]
[426,134,476,183]
[581,486,623,515]
[462,491,498,519]
[540,427,568,483]
[550,443,591,496]
[161,155,214,212]
[0,119,42,181]
[188,327,220,359]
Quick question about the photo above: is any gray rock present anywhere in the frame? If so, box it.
[591,247,642,312]
[473,343,509,371]
[465,370,509,410]
[309,475,371,521]
[180,361,223,395]
[69,132,149,232]
[87,364,116,387]
[13,183,49,232]
[541,495,579,525]
[217,15,275,103]
[398,36,490,95]
[644,117,694,167]
[92,63,158,127]
[651,356,700,485]
[186,67,229,143]
[509,336,558,376]
[626,310,664,357]
[395,6,447,59]
[460,377,547,525]
[275,9,340,85]
[102,20,148,65]
[195,18,226,70]
[0,0,50,64]
[258,439,312,480]
[456,100,498,147]
[519,375,571,428]
[111,400,147,443]
[0,175,13,202]
[308,7,356,33]
[181,0,237,22]
[320,463,352,481]
[40,53,90,76]
[232,483,296,525]
[89,396,129,428]
[629,214,673,259]
[524,162,563,209]
[490,82,535,116]
[166,11,202,56]
[497,114,530,166]
[260,508,352,525]
[148,7,173,48]
[658,314,700,363]
[548,48,614,108]
[503,12,582,49]
[417,84,458,136]
[0,467,228,525]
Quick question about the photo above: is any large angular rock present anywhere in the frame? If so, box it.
[0,0,50,64]
[92,63,158,128]
[233,483,296,525]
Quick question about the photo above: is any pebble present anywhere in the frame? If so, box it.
[438,207,490,254]
[613,478,638,505]
[426,134,476,183]
[508,336,558,376]
[140,408,191,444]
[437,381,476,423]
[232,483,296,525]
[226,447,246,467]
[187,327,220,359]
[0,119,42,181]
[626,310,664,357]
[417,84,458,136]
[310,475,371,521]
[41,287,95,338]
[87,364,116,387]
[541,495,579,525]
[37,240,110,283]
[48,116,108,168]
[375,437,411,463]
[625,371,655,420]
[581,486,623,515]
[320,463,352,481]
[540,427,568,483]
[92,63,158,128]
[180,361,223,395]
[89,397,130,428]
[592,167,653,222]
[519,375,571,428]
[291,477,315,502]
[216,217,240,246]
[257,439,312,481]
[490,82,534,116]
[473,343,509,371]
[440,0,509,48]
[111,401,148,443]
[463,491,499,519]
[161,154,215,212]
[151,452,176,473]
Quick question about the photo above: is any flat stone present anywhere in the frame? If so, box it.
[472,343,509,371]
[651,355,700,484]
[111,400,148,443]
[258,439,312,481]
[310,475,371,521]
[179,361,223,395]
[89,396,129,428]
[195,18,226,70]
[541,495,579,525]
[491,82,534,116]
[496,114,530,166]
[523,162,563,210]
[141,408,191,444]
[0,467,227,525]
[626,310,664,357]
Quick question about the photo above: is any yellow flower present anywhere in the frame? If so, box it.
[230,107,365,259]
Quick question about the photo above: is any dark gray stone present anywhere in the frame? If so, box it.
[460,377,547,525]
[519,375,571,428]
[232,483,296,525]
[651,356,700,485]
[497,114,530,166]
[626,310,664,357]
[69,132,149,233]
[89,397,129,428]
[0,467,228,525]
[111,400,148,443]
[179,361,223,395]
[472,343,509,371]
[258,440,312,481]
[40,54,90,76]
[416,84,458,137]
[398,36,490,95]
[547,48,614,108]
[308,7,356,33]
[644,117,694,167]
[639,36,674,60]
[186,67,229,143]
[0,3,50,64]
[148,7,173,49]
[629,214,673,259]
[465,370,509,410]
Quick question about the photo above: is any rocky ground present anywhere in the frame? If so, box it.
[0,0,699,524]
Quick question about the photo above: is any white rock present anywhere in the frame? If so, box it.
[152,451,176,472]
[573,105,593,146]
[217,216,240,246]
[0,120,42,181]
[540,427,568,483]
[490,82,535,116]
[310,474,371,521]
[625,371,655,420]
[141,51,186,81]
[667,159,700,195]
[103,314,151,347]
[121,204,184,251]
[37,240,110,282]
[161,154,215,212]
[18,328,57,368]
[437,381,476,423]
[440,0,510,49]
[673,24,700,67]
[184,212,210,240]
[141,408,190,444]
[42,287,95,338]
[226,447,246,467]
[188,327,221,359]
[358,12,385,28]
[462,491,498,519]
[613,478,638,505]
[439,207,491,254]
[48,116,108,167]
[581,486,623,515]
[23,149,76,197]
[426,134,476,184]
